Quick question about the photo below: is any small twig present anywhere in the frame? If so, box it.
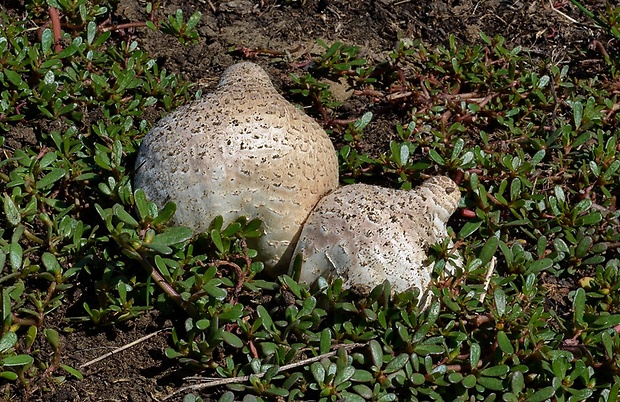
[438,91,486,101]
[386,91,413,101]
[100,21,148,33]
[205,0,217,13]
[235,46,286,58]
[162,342,366,400]
[48,7,63,53]
[476,92,496,108]
[79,327,171,369]
[479,256,496,303]
[549,0,578,24]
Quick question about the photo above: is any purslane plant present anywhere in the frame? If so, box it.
[1,0,620,400]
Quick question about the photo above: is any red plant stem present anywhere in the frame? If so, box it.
[354,89,384,98]
[138,250,200,319]
[48,7,63,53]
[11,313,40,327]
[453,169,464,185]
[592,40,610,62]
[213,260,245,297]
[461,208,477,218]
[329,118,359,126]
[237,46,286,57]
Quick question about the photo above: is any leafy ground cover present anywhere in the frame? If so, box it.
[1,0,620,401]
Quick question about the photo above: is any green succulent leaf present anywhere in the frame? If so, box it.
[496,331,514,355]
[311,361,326,384]
[1,354,34,367]
[152,202,177,226]
[480,236,499,265]
[0,371,19,381]
[527,386,555,402]
[0,332,18,353]
[151,227,193,247]
[60,364,83,379]
[113,204,139,228]
[384,353,409,374]
[3,195,20,226]
[222,331,244,348]
[369,340,383,367]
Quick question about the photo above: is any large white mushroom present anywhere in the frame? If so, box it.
[290,176,462,299]
[134,62,339,275]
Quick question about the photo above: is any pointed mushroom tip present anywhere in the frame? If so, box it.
[217,61,273,89]
[417,176,461,214]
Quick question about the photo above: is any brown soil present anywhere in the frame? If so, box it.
[38,313,175,402]
[5,0,614,401]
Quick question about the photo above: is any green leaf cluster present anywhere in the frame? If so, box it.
[2,0,620,400]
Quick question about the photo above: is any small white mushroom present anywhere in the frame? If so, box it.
[290,176,462,299]
[134,62,339,275]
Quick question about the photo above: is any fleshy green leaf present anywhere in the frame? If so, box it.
[9,242,22,271]
[480,364,509,377]
[1,354,34,367]
[470,343,481,368]
[222,331,244,348]
[113,204,139,228]
[334,365,355,385]
[211,229,224,253]
[497,331,514,355]
[311,361,326,384]
[573,287,586,327]
[60,364,83,379]
[459,219,482,238]
[527,386,555,402]
[0,332,18,353]
[152,202,177,226]
[151,227,193,247]
[369,340,383,367]
[479,236,498,265]
[320,328,331,354]
[36,168,66,189]
[3,194,21,225]
[44,328,60,350]
[384,353,408,374]
[42,252,61,275]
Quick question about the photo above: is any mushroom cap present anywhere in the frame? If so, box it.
[290,176,462,296]
[134,62,339,275]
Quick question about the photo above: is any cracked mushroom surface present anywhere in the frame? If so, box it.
[134,62,339,275]
[290,176,462,297]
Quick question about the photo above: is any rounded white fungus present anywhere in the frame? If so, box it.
[290,176,462,299]
[134,62,339,275]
